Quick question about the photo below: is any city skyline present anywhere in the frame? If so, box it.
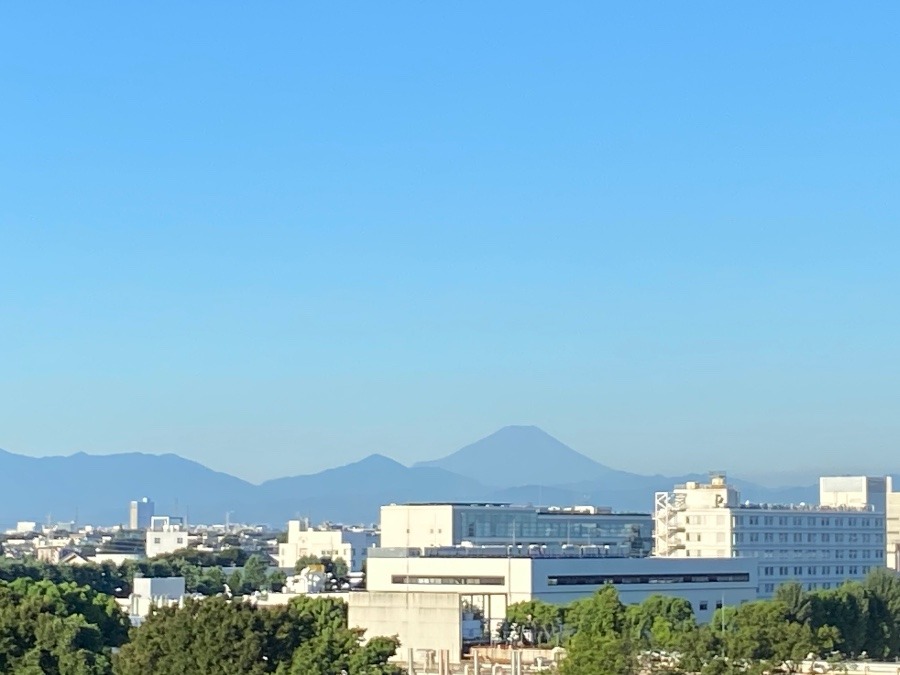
[2,3,898,482]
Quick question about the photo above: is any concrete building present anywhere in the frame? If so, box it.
[819,476,888,513]
[366,547,755,623]
[145,516,187,558]
[277,520,378,572]
[887,479,900,570]
[129,497,155,530]
[654,473,886,597]
[122,577,186,626]
[380,503,652,556]
[351,547,757,665]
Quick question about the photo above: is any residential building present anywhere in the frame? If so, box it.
[654,473,886,597]
[129,497,155,530]
[121,577,186,626]
[145,516,187,558]
[380,503,652,556]
[277,520,378,572]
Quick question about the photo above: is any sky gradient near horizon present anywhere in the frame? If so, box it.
[1,3,898,485]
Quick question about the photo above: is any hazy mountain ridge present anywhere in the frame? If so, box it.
[0,427,824,528]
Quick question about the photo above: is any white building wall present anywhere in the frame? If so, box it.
[886,482,900,571]
[655,474,887,598]
[277,522,378,572]
[820,476,887,513]
[145,516,187,558]
[380,505,455,549]
[366,553,757,624]
[348,592,464,665]
[128,577,186,624]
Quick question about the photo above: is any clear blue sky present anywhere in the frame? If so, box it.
[1,3,898,485]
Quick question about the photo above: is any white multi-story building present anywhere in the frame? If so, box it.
[380,503,653,556]
[145,516,187,558]
[350,546,757,665]
[365,547,756,622]
[277,520,378,572]
[654,473,886,597]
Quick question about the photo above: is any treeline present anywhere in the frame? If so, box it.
[508,568,900,675]
[0,550,286,598]
[0,576,400,675]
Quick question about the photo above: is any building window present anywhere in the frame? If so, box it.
[699,601,708,611]
[392,575,505,586]
[153,538,161,544]
[545,573,751,586]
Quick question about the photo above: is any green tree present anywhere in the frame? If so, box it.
[506,600,565,646]
[241,554,269,593]
[0,578,127,675]
[626,595,696,653]
[561,586,637,675]
[226,569,243,596]
[267,570,287,592]
[113,595,399,675]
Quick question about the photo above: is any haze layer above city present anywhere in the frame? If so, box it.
[1,3,898,486]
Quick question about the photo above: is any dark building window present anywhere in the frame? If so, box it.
[391,575,505,586]
[546,573,750,586]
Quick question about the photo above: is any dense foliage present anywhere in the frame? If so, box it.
[0,575,399,675]
[114,595,401,675]
[0,551,282,598]
[509,569,900,675]
[7,557,900,675]
[0,577,130,675]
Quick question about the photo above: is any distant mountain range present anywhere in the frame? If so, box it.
[0,426,826,528]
